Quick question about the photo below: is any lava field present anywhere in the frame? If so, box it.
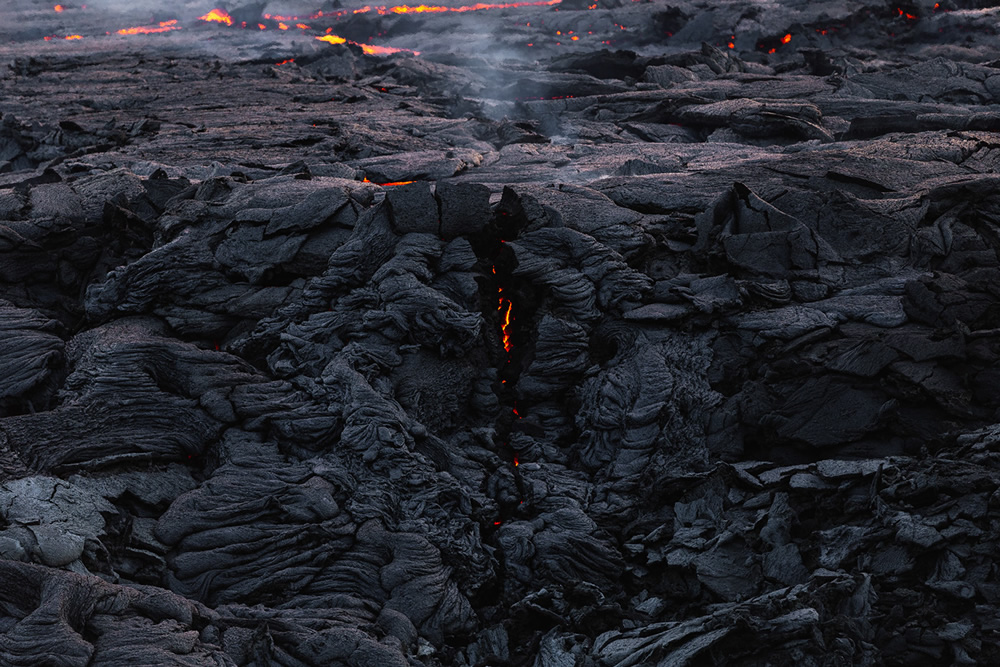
[2,0,1000,664]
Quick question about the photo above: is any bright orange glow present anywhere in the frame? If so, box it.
[54,4,64,11]
[275,58,295,65]
[117,20,180,35]
[781,33,791,43]
[361,177,416,186]
[388,0,560,13]
[258,23,266,29]
[361,43,415,55]
[64,34,82,39]
[295,23,310,29]
[315,34,418,55]
[571,35,578,40]
[727,41,734,48]
[199,9,232,25]
[500,299,513,353]
[278,22,289,30]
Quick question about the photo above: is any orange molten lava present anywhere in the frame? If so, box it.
[389,0,560,12]
[361,44,414,55]
[500,298,513,353]
[781,32,792,43]
[54,4,64,11]
[316,34,418,55]
[199,9,233,25]
[362,177,416,186]
[117,20,180,35]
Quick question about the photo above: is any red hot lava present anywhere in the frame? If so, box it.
[117,20,180,35]
[199,9,233,25]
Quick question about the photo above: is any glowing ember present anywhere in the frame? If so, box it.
[316,34,347,44]
[781,32,792,43]
[117,20,180,35]
[275,59,295,66]
[199,9,233,25]
[43,34,82,41]
[278,22,289,30]
[54,4,64,11]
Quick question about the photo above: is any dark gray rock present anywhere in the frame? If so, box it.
[2,4,1000,666]
[386,181,439,235]
[436,182,491,240]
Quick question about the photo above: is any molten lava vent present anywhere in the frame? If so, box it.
[2,0,1000,665]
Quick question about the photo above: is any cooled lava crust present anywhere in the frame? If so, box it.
[2,0,1000,665]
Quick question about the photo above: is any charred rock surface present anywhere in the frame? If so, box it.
[1,0,1000,665]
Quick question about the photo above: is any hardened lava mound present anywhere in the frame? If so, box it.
[2,0,1000,664]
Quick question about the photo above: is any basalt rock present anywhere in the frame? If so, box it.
[1,0,1000,665]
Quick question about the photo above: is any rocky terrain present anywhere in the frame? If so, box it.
[2,0,1000,664]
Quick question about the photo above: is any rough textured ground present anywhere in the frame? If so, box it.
[2,0,1000,664]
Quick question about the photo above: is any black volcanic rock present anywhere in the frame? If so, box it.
[1,0,1000,665]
